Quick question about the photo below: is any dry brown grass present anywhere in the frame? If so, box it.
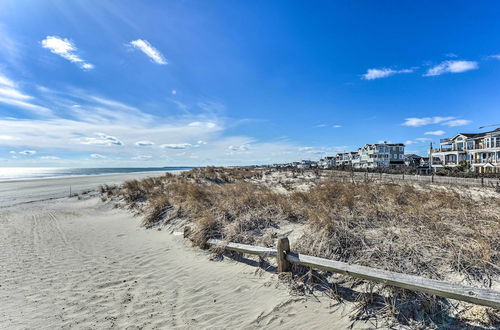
[101,167,500,328]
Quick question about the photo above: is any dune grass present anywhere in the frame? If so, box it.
[101,167,500,328]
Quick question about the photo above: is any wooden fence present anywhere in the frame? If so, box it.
[329,170,500,188]
[206,237,500,309]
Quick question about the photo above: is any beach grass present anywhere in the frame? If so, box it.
[101,167,500,328]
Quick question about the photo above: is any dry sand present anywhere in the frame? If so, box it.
[0,173,365,330]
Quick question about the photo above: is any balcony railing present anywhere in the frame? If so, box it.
[473,158,499,164]
[432,148,463,152]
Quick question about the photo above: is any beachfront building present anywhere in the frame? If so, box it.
[353,142,405,168]
[318,156,336,168]
[296,160,315,169]
[405,154,429,168]
[335,151,358,166]
[430,128,500,173]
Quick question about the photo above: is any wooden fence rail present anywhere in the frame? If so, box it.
[207,238,500,309]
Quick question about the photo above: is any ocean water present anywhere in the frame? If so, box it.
[0,167,193,181]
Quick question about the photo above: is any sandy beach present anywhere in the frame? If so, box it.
[0,173,362,329]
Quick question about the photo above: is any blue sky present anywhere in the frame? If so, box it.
[0,0,499,167]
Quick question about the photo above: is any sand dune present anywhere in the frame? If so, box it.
[0,175,364,329]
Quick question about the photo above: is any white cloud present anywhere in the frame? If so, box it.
[442,119,471,127]
[0,135,19,141]
[40,156,60,160]
[299,146,314,151]
[333,125,342,128]
[404,140,416,145]
[90,153,106,159]
[402,116,454,127]
[80,133,124,146]
[19,150,36,155]
[315,124,327,128]
[81,63,94,70]
[0,74,51,114]
[228,145,249,151]
[488,55,500,60]
[129,39,167,65]
[0,96,51,114]
[188,121,217,128]
[135,140,154,147]
[415,137,432,142]
[0,74,15,87]
[424,60,478,77]
[0,87,327,166]
[160,143,192,149]
[41,36,93,70]
[0,86,32,100]
[362,68,413,80]
[132,155,152,160]
[9,151,16,154]
[424,130,446,136]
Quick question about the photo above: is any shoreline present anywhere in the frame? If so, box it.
[0,168,191,183]
[0,171,170,208]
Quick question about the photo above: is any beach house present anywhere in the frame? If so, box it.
[353,142,405,168]
[430,128,500,173]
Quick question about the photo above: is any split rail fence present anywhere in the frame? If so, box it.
[205,237,500,309]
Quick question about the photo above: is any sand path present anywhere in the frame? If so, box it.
[0,175,361,329]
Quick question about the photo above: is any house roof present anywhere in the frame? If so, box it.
[445,128,500,142]
[404,154,422,159]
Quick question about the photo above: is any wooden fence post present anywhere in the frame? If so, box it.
[481,177,484,187]
[183,226,191,238]
[277,237,291,272]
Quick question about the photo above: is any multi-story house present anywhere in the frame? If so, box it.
[296,160,315,169]
[430,128,500,173]
[354,142,405,168]
[318,156,336,168]
[335,151,359,166]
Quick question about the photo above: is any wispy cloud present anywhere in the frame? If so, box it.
[0,73,51,114]
[132,155,152,160]
[19,150,37,155]
[0,135,19,141]
[129,39,167,65]
[80,133,124,146]
[442,119,471,127]
[0,86,32,100]
[135,140,154,147]
[160,143,192,149]
[228,144,249,152]
[424,130,446,136]
[487,55,500,60]
[333,124,342,128]
[424,60,478,76]
[362,68,413,80]
[402,116,454,127]
[402,116,470,128]
[41,36,94,70]
[0,74,15,87]
[188,121,217,128]
[0,96,51,114]
[40,156,60,160]
[90,153,106,159]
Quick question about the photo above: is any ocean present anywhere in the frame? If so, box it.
[0,167,193,181]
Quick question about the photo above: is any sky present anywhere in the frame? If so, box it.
[0,0,499,167]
